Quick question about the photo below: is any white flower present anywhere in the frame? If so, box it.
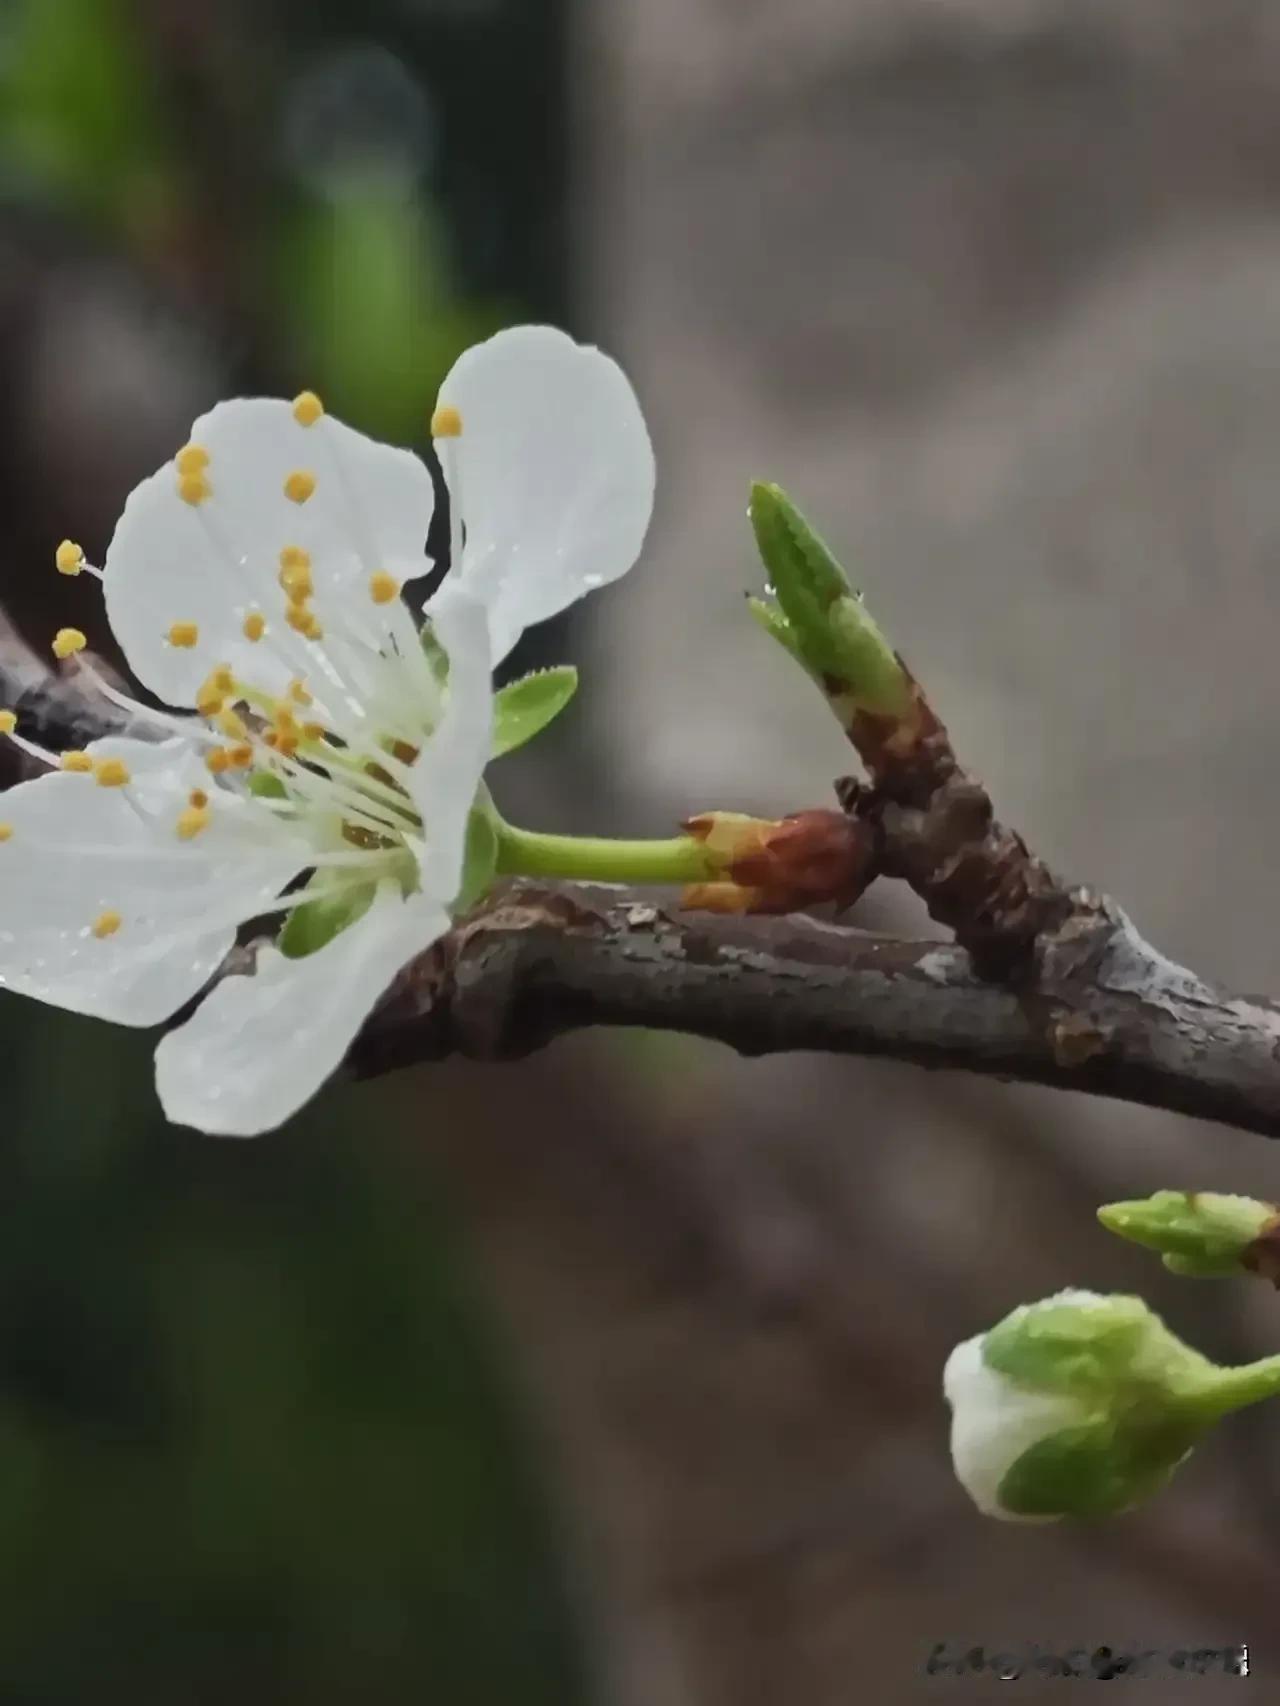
[0,326,655,1136]
[943,1329,1092,1524]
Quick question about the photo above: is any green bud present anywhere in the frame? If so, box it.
[747,482,912,721]
[1098,1190,1277,1277]
[945,1289,1280,1522]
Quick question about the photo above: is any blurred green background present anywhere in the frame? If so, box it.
[0,0,588,1699]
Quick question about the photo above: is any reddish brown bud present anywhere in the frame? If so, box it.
[681,809,876,915]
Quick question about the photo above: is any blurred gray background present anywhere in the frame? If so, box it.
[4,0,1280,1701]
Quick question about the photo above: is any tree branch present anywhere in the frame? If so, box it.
[348,878,1280,1142]
[8,608,1280,1143]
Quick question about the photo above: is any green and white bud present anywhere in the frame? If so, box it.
[1098,1190,1278,1278]
[944,1289,1280,1522]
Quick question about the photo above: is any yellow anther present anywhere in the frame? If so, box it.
[288,677,312,706]
[52,628,87,660]
[431,403,463,438]
[261,729,278,751]
[176,805,211,841]
[242,610,266,642]
[188,789,208,810]
[0,711,15,735]
[301,721,325,742]
[175,444,210,476]
[195,684,224,718]
[205,747,231,776]
[302,612,323,640]
[0,824,11,843]
[228,743,254,769]
[212,664,235,694]
[168,621,199,648]
[178,473,212,506]
[279,545,310,571]
[55,539,84,576]
[368,570,400,605]
[283,469,316,504]
[275,733,299,759]
[94,757,130,788]
[217,708,247,740]
[61,751,93,773]
[285,600,323,638]
[292,391,324,427]
[92,910,122,939]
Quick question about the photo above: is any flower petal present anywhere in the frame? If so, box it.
[0,737,309,1025]
[154,882,448,1136]
[406,584,493,902]
[104,399,435,706]
[943,1336,1086,1523]
[437,325,655,662]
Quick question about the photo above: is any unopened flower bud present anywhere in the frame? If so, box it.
[944,1289,1280,1522]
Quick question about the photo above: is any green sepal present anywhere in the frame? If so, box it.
[248,772,288,802]
[491,666,579,758]
[997,1417,1200,1520]
[454,807,500,915]
[745,594,808,669]
[279,881,376,960]
[982,1294,1214,1400]
[1097,1191,1274,1278]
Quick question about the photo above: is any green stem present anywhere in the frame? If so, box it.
[1191,1355,1280,1419]
[494,822,715,886]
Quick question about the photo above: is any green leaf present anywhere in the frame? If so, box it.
[279,881,376,960]
[454,808,500,915]
[491,666,578,758]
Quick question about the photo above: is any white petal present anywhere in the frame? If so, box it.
[0,737,309,1025]
[104,399,435,706]
[406,585,493,902]
[154,882,448,1137]
[942,1336,1088,1523]
[438,325,655,662]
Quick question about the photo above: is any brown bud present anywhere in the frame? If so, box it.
[681,809,876,915]
[1242,1213,1280,1289]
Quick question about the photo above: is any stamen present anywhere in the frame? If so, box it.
[228,743,254,769]
[301,721,325,742]
[61,751,94,773]
[242,610,266,642]
[431,404,463,438]
[55,539,84,576]
[94,757,131,788]
[0,824,11,843]
[368,571,399,605]
[178,473,212,506]
[206,748,231,775]
[52,628,87,659]
[175,444,210,476]
[188,789,209,809]
[288,677,312,706]
[176,804,211,840]
[195,675,225,717]
[0,711,15,735]
[168,621,199,648]
[92,910,123,939]
[292,391,324,427]
[284,470,316,504]
[217,709,248,741]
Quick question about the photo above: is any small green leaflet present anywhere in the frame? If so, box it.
[490,666,578,758]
